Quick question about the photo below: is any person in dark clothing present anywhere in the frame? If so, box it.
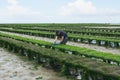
[54,30,68,44]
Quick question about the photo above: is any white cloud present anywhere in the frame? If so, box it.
[0,0,42,19]
[60,0,97,16]
[7,0,18,5]
[7,3,29,15]
[6,0,31,16]
[59,0,120,17]
[97,8,120,16]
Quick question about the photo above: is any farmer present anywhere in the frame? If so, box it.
[53,30,68,44]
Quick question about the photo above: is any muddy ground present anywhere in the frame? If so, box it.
[0,48,70,80]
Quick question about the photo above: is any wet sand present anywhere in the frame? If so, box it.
[0,31,119,55]
[0,48,69,80]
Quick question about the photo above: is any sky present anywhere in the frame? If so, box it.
[0,0,120,23]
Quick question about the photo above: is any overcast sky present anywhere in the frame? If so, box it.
[0,0,120,23]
